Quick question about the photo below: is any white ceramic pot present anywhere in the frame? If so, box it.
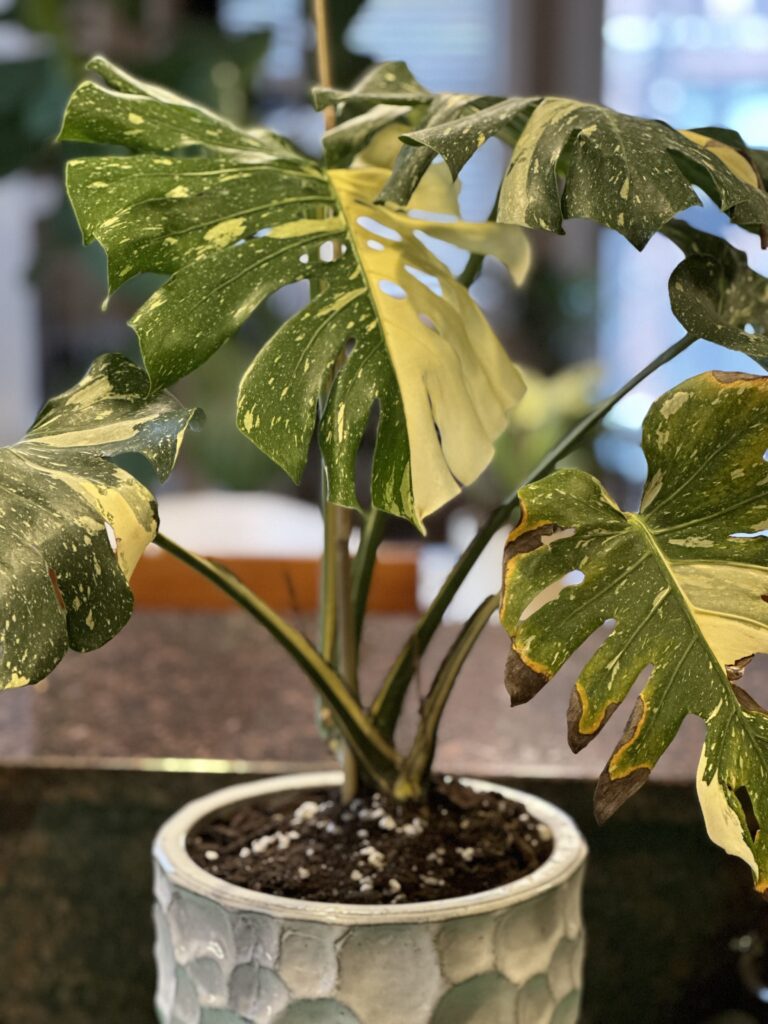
[152,771,588,1024]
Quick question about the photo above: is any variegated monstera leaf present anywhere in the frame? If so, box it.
[501,372,768,890]
[663,221,768,364]
[315,63,768,249]
[60,58,530,530]
[0,354,195,689]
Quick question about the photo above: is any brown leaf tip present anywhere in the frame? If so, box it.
[505,645,548,707]
[726,655,754,682]
[594,766,650,825]
[567,687,618,753]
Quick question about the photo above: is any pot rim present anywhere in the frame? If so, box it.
[153,771,587,925]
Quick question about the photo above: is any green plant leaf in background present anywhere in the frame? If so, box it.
[60,58,531,530]
[500,372,768,891]
[315,66,768,249]
[395,102,768,248]
[0,353,195,690]
[663,220,768,364]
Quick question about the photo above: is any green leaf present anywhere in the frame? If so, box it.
[314,63,768,248]
[500,372,768,890]
[313,60,505,198]
[60,55,300,160]
[0,354,195,690]
[311,60,434,113]
[663,221,768,365]
[393,96,768,248]
[61,60,530,530]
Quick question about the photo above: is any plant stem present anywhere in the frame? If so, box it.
[458,185,501,289]
[394,593,500,801]
[371,331,697,737]
[313,0,360,802]
[351,507,386,646]
[319,475,338,661]
[154,532,400,788]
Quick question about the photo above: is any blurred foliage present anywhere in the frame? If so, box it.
[470,361,600,508]
[0,1,270,175]
[517,262,596,371]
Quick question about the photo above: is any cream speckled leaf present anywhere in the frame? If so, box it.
[0,354,195,690]
[500,372,768,889]
[61,60,530,529]
[663,221,768,364]
[393,97,768,248]
[311,60,434,114]
[314,61,432,168]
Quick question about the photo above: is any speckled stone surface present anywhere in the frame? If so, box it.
[0,610,730,780]
[152,776,587,1024]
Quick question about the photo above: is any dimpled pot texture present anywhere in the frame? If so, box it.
[152,772,588,1024]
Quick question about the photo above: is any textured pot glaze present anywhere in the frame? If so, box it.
[152,772,588,1024]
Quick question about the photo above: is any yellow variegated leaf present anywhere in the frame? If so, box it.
[500,372,768,890]
[0,354,195,689]
[60,59,531,529]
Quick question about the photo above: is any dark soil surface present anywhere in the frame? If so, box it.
[188,777,553,904]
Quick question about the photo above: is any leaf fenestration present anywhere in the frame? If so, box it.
[0,354,195,690]
[500,372,768,889]
[61,59,530,529]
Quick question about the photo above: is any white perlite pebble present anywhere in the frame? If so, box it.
[350,869,363,882]
[297,866,310,880]
[251,834,276,854]
[377,815,396,831]
[387,878,402,893]
[456,847,476,863]
[239,847,250,859]
[203,850,219,862]
[399,818,425,837]
[290,800,319,825]
[275,830,300,851]
[359,845,386,871]
[419,874,446,887]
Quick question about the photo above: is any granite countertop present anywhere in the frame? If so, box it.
[1,608,751,783]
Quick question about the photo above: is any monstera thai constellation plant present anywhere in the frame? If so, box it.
[4,37,768,920]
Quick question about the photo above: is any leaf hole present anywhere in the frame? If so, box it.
[378,279,407,300]
[404,264,442,296]
[298,253,310,264]
[319,240,340,263]
[356,216,402,242]
[256,227,271,237]
[735,785,760,841]
[519,570,585,622]
[541,527,576,546]
[366,239,385,252]
[745,323,756,335]
[105,522,117,552]
[418,312,438,333]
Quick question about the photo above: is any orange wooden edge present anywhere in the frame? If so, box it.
[131,544,418,613]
